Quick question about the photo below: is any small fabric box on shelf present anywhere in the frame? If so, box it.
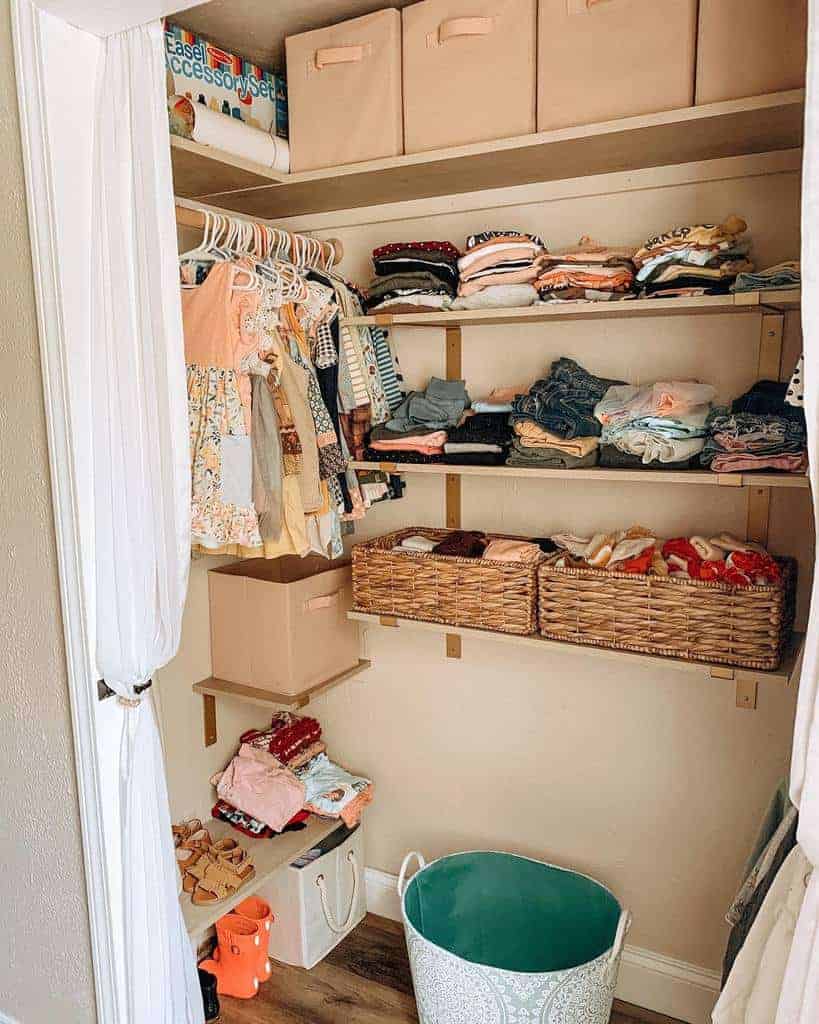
[536,0,697,132]
[537,558,797,671]
[285,9,403,172]
[352,528,539,635]
[402,0,537,153]
[695,0,808,105]
[208,556,360,696]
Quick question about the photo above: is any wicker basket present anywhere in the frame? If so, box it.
[537,557,796,670]
[352,528,540,635]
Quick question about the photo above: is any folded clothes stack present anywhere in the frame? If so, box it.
[701,380,808,474]
[594,381,716,466]
[549,526,782,585]
[392,529,549,563]
[634,215,753,298]
[365,240,461,313]
[507,423,599,469]
[452,230,546,309]
[364,377,470,464]
[534,236,637,303]
[443,412,513,465]
[213,713,374,837]
[508,357,623,468]
[732,261,801,293]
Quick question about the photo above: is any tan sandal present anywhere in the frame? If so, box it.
[175,828,212,878]
[172,818,204,848]
[192,855,256,906]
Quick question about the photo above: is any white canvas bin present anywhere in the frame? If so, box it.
[259,824,366,969]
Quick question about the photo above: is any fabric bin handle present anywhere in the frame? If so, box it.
[604,909,632,985]
[427,17,495,47]
[303,590,342,613]
[314,44,369,69]
[567,0,611,13]
[397,851,427,898]
[316,850,359,934]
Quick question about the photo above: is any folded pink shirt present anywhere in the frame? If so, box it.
[216,743,306,832]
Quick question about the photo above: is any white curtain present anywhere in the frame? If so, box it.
[777,3,819,1021]
[90,21,202,1024]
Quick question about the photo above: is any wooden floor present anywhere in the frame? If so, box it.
[217,914,683,1024]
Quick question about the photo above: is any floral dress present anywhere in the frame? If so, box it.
[181,261,263,553]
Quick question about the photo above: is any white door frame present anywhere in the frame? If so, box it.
[11,1,119,1020]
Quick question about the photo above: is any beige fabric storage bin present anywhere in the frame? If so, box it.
[285,9,403,172]
[209,556,360,696]
[696,0,807,105]
[402,0,536,153]
[537,0,696,132]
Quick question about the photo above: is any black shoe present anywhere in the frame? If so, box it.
[198,967,220,1023]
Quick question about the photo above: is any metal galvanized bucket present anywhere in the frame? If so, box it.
[398,850,631,1024]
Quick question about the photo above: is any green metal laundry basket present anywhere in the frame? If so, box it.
[398,850,631,1024]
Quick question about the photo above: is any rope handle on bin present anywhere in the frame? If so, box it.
[316,850,359,935]
[397,851,427,899]
[605,909,632,986]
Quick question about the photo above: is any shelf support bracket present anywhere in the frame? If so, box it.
[445,326,463,659]
[735,679,759,711]
[743,314,784,547]
[202,693,218,748]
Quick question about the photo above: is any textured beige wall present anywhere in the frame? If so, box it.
[162,160,809,972]
[0,5,96,1021]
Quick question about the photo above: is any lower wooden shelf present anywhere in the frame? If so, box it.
[182,814,341,940]
[193,660,372,747]
[352,461,810,489]
[349,612,804,700]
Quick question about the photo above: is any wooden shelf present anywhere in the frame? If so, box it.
[193,661,371,747]
[352,461,809,490]
[343,290,801,329]
[171,90,804,219]
[182,815,341,939]
[350,612,804,691]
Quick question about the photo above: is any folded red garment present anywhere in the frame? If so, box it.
[727,550,781,585]
[618,548,654,574]
[662,538,703,579]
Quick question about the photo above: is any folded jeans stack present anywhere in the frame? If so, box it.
[701,380,808,474]
[443,412,513,465]
[634,215,753,298]
[534,236,637,302]
[365,240,460,313]
[595,381,716,466]
[452,230,546,308]
[732,260,801,293]
[511,357,625,442]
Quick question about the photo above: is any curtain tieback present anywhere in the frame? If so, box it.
[117,695,143,709]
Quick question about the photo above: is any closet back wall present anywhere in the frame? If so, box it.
[162,151,810,973]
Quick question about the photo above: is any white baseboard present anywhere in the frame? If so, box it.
[365,867,719,1024]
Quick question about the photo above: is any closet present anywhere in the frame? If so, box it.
[158,2,811,1019]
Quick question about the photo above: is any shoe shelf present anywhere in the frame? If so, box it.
[349,612,804,709]
[192,660,372,748]
[343,289,801,329]
[182,814,341,940]
[171,90,804,219]
[351,461,809,490]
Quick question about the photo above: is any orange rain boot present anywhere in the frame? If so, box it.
[235,896,274,983]
[199,914,261,999]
